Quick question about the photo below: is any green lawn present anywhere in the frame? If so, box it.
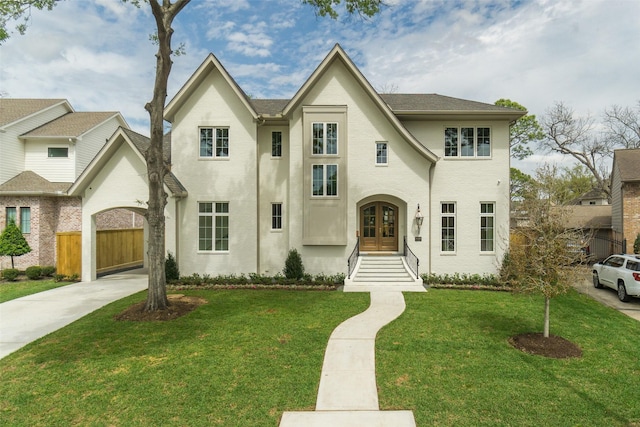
[1,289,639,426]
[0,280,73,303]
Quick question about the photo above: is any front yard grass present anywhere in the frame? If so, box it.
[1,288,639,426]
[0,279,73,303]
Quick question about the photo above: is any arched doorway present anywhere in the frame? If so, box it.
[360,202,398,252]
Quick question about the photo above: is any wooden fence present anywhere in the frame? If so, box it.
[56,228,144,277]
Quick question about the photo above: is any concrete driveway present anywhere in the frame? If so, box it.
[574,273,640,321]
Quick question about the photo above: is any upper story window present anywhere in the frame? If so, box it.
[48,147,69,158]
[312,164,338,197]
[376,142,388,165]
[272,131,282,157]
[312,122,338,155]
[200,127,229,158]
[444,127,491,158]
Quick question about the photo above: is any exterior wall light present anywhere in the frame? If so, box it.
[415,204,424,233]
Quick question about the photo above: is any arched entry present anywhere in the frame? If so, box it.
[360,202,398,252]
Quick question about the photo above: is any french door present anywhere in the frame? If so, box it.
[360,202,398,252]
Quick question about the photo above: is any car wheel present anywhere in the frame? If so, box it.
[592,272,603,289]
[618,282,631,302]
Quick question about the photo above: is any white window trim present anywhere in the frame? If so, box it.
[443,126,492,159]
[375,141,388,166]
[440,202,456,254]
[311,164,339,198]
[480,202,495,253]
[199,126,230,160]
[271,202,283,231]
[311,122,339,156]
[271,131,282,159]
[197,202,230,253]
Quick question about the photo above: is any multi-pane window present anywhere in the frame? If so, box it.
[6,207,17,226]
[271,203,282,230]
[198,202,229,251]
[441,203,456,252]
[200,127,229,158]
[480,203,495,252]
[312,123,338,155]
[48,147,68,158]
[312,164,338,197]
[272,131,282,157]
[376,142,388,164]
[20,207,31,233]
[445,127,491,157]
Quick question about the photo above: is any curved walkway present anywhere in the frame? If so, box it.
[0,270,148,359]
[280,291,416,426]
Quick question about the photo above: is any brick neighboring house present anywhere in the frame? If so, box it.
[611,148,640,253]
[0,98,134,270]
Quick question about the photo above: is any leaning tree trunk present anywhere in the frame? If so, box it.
[543,297,550,338]
[143,0,190,311]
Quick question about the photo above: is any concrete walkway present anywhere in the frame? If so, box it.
[574,276,640,321]
[0,269,148,359]
[280,291,416,426]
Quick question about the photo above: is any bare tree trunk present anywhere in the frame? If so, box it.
[143,0,190,312]
[543,297,550,338]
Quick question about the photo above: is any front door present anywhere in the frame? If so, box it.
[360,202,398,252]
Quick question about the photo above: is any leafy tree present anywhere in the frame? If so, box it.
[495,99,544,160]
[0,220,31,268]
[4,0,384,311]
[0,0,57,43]
[535,163,596,205]
[510,167,536,204]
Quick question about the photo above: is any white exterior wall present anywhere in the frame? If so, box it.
[0,103,70,183]
[404,120,511,275]
[171,70,258,276]
[24,138,75,182]
[75,116,123,178]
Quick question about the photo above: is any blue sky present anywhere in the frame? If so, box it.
[1,0,639,174]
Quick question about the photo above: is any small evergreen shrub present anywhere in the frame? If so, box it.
[165,251,180,282]
[41,266,56,277]
[2,268,19,281]
[634,233,640,254]
[53,274,67,282]
[283,248,305,280]
[25,265,42,280]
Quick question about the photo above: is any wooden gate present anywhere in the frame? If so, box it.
[56,229,144,277]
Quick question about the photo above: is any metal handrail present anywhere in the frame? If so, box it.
[403,236,419,278]
[347,237,360,279]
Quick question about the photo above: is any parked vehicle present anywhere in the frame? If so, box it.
[592,254,640,302]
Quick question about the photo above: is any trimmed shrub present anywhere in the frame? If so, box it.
[283,248,305,280]
[41,266,56,277]
[53,274,67,282]
[165,251,180,282]
[634,234,640,255]
[25,266,42,280]
[2,268,20,281]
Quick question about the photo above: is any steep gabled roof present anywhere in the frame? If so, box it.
[613,148,640,182]
[0,98,71,128]
[0,170,71,195]
[68,127,186,198]
[164,53,258,123]
[282,44,439,162]
[20,112,127,139]
[380,94,526,119]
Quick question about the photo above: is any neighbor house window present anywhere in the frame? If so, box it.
[200,127,229,158]
[480,203,494,252]
[441,203,456,252]
[20,207,31,234]
[198,202,229,251]
[6,207,17,226]
[48,147,68,158]
[271,203,282,230]
[312,164,338,197]
[272,131,282,157]
[444,127,491,157]
[312,122,338,155]
[376,142,388,165]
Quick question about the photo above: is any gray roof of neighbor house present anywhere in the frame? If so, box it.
[0,98,68,127]
[614,148,640,182]
[559,205,612,229]
[21,112,120,139]
[0,170,71,195]
[248,94,518,116]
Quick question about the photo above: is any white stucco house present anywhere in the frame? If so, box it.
[70,44,525,282]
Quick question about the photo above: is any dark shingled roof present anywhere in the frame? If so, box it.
[615,148,640,182]
[0,98,67,127]
[22,112,118,138]
[120,128,186,196]
[0,171,71,195]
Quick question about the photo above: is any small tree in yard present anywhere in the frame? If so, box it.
[0,220,31,269]
[283,249,305,280]
[504,170,585,338]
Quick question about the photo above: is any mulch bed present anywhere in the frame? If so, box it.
[114,294,207,321]
[508,333,582,359]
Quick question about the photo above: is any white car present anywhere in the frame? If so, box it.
[592,254,640,302]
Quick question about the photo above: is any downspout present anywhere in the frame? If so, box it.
[428,161,435,275]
